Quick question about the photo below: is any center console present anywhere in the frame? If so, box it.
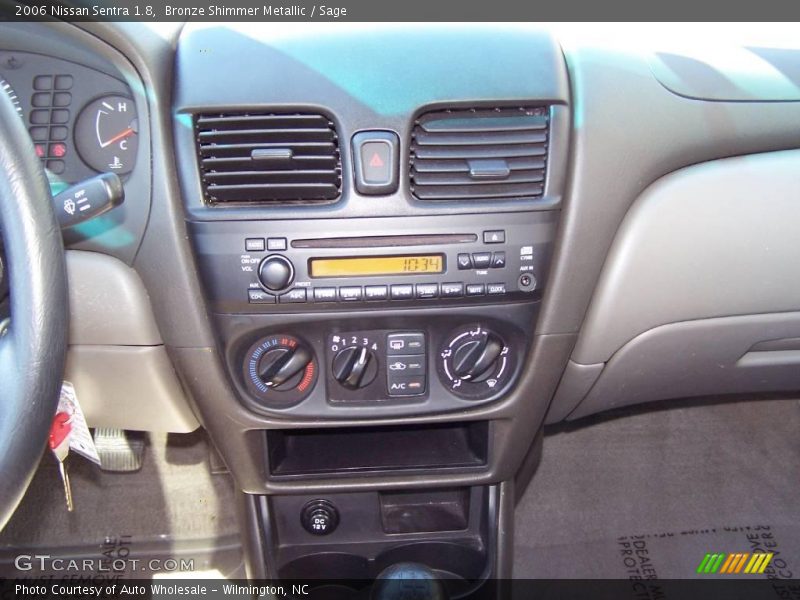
[190,212,553,418]
[173,23,570,594]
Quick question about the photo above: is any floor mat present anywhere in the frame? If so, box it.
[0,429,243,578]
[514,398,800,580]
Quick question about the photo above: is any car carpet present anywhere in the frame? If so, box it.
[514,397,800,581]
[0,429,243,578]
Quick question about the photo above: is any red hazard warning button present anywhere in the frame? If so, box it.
[352,131,399,195]
[369,152,384,168]
[361,142,391,184]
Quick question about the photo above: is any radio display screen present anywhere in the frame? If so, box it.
[310,254,445,278]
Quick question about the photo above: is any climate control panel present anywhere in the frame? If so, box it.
[324,330,431,404]
[230,315,527,417]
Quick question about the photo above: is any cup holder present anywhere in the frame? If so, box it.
[279,542,487,599]
[374,541,487,583]
[279,552,370,600]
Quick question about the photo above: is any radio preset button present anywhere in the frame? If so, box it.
[245,238,265,252]
[472,252,492,269]
[390,284,414,300]
[466,283,486,296]
[339,286,363,302]
[279,288,307,303]
[491,251,506,268]
[457,253,472,270]
[415,283,438,299]
[248,289,276,304]
[267,237,288,251]
[483,230,506,244]
[314,287,337,302]
[387,332,426,356]
[487,283,507,295]
[441,283,464,298]
[365,285,389,301]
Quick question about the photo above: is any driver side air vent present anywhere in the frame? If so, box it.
[410,107,549,202]
[196,112,341,205]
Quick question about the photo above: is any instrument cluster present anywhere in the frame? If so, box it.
[0,50,138,188]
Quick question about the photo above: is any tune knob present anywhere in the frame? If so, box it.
[243,335,317,407]
[332,346,378,389]
[258,254,294,292]
[439,325,514,400]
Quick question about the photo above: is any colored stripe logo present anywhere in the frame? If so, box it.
[696,552,773,574]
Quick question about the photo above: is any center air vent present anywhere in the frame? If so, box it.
[196,113,341,205]
[410,107,549,202]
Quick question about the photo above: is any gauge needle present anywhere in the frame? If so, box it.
[100,127,134,148]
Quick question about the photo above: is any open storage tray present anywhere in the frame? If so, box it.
[267,421,489,477]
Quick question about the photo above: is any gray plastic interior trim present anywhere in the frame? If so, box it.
[649,45,800,102]
[568,311,800,420]
[538,43,800,338]
[737,349,800,368]
[572,149,800,366]
[64,345,199,433]
[544,360,603,424]
[67,250,161,346]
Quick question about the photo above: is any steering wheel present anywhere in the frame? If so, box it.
[0,87,69,528]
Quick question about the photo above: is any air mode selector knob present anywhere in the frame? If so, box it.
[258,254,294,292]
[452,331,504,383]
[438,325,515,401]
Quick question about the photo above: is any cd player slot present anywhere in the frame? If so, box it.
[292,233,478,249]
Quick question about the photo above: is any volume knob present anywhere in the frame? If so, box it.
[258,255,294,292]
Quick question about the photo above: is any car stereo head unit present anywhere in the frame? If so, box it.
[189,212,555,314]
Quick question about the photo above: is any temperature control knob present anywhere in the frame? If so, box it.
[243,334,317,407]
[258,255,294,292]
[333,346,378,390]
[438,325,514,400]
[258,344,313,390]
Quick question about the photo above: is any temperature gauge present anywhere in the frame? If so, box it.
[74,95,138,175]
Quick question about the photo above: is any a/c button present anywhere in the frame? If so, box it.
[387,375,426,397]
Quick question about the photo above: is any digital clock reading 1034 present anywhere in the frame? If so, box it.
[309,255,445,278]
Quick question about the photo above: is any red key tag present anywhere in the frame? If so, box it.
[49,411,74,512]
[49,411,72,453]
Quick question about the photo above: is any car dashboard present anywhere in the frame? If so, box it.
[2,20,800,584]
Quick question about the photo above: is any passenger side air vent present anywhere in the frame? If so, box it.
[410,107,549,202]
[196,113,341,205]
